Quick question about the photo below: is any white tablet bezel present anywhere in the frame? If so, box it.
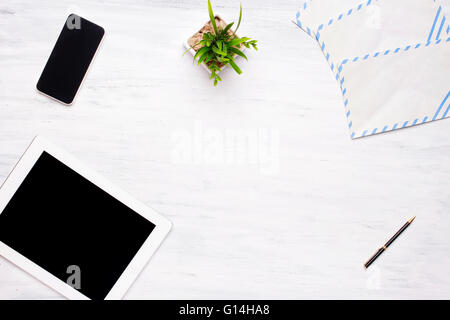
[0,136,172,300]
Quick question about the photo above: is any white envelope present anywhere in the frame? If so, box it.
[295,0,450,138]
[341,40,449,138]
[317,0,449,74]
[295,0,367,37]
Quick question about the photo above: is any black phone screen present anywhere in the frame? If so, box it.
[36,14,104,105]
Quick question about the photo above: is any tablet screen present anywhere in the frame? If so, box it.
[0,151,155,300]
[36,14,104,105]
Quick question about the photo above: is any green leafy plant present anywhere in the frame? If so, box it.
[187,0,258,86]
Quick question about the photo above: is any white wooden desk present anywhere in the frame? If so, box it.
[0,0,449,299]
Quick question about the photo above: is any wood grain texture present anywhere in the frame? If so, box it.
[0,0,449,299]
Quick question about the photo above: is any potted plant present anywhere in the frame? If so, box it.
[184,0,258,86]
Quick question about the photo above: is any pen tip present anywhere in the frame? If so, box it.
[408,216,416,223]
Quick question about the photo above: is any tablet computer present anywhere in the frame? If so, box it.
[36,14,104,105]
[0,136,171,300]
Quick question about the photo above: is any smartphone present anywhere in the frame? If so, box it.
[36,14,104,105]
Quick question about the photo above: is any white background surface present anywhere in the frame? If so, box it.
[0,0,449,299]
